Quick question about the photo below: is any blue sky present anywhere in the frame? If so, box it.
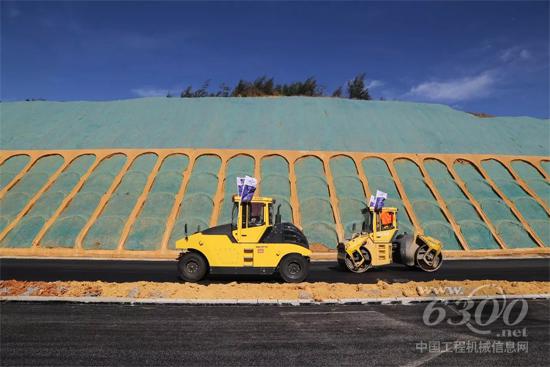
[1,1,549,118]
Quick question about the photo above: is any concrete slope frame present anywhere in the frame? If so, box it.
[0,148,548,259]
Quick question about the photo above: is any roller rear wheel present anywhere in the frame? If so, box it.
[279,254,309,283]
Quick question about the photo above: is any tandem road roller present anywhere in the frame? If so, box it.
[337,206,443,273]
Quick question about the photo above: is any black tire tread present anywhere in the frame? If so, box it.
[278,254,309,283]
[177,252,208,282]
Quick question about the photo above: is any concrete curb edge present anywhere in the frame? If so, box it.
[2,294,549,306]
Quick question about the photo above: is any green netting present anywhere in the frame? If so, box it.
[261,155,289,176]
[302,222,338,248]
[464,178,496,198]
[512,160,545,180]
[168,155,221,248]
[529,220,550,246]
[430,178,467,200]
[424,159,499,249]
[261,175,291,197]
[495,221,539,248]
[330,156,366,238]
[83,153,157,250]
[40,215,88,247]
[0,155,64,232]
[1,216,47,248]
[361,158,413,234]
[459,220,498,249]
[482,159,549,246]
[492,180,528,199]
[394,159,461,249]
[260,156,292,222]
[300,198,335,226]
[454,161,537,248]
[125,154,189,251]
[2,98,548,156]
[478,198,516,222]
[295,156,337,247]
[218,194,236,225]
[218,155,254,224]
[148,172,184,193]
[296,176,329,199]
[445,199,480,221]
[481,160,514,180]
[514,197,547,219]
[511,160,550,207]
[1,155,95,248]
[41,154,127,248]
[0,154,30,189]
[259,156,293,222]
[400,177,434,200]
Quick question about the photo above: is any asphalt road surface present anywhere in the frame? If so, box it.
[1,257,549,284]
[1,300,549,366]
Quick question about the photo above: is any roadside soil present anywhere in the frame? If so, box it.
[1,279,548,301]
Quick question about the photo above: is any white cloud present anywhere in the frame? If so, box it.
[500,47,531,62]
[409,72,495,102]
[366,80,384,89]
[500,48,514,62]
[131,87,170,97]
[519,49,531,60]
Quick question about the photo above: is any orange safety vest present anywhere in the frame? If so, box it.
[380,211,393,226]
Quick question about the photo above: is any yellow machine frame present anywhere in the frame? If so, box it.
[340,207,443,272]
[176,196,311,271]
[343,207,398,267]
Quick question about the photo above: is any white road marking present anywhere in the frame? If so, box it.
[280,310,378,315]
[401,350,448,367]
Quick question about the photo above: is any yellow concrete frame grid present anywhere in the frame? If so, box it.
[0,148,548,259]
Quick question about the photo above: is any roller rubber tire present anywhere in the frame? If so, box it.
[279,254,309,283]
[178,252,208,282]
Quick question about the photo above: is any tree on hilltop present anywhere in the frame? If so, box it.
[347,73,371,100]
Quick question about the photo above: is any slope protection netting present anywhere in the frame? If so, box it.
[423,159,500,250]
[167,155,221,249]
[330,156,366,239]
[454,161,538,248]
[0,155,64,234]
[0,154,30,190]
[2,98,548,156]
[362,158,413,235]
[260,156,293,223]
[394,159,461,250]
[82,153,158,250]
[511,160,550,207]
[295,156,338,247]
[125,154,189,251]
[1,155,95,248]
[0,148,547,256]
[40,154,127,248]
[481,160,549,246]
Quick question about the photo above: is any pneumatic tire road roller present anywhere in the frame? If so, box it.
[175,195,311,283]
[337,206,443,273]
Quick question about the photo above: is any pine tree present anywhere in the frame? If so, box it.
[181,86,193,98]
[347,73,371,100]
[331,86,343,97]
